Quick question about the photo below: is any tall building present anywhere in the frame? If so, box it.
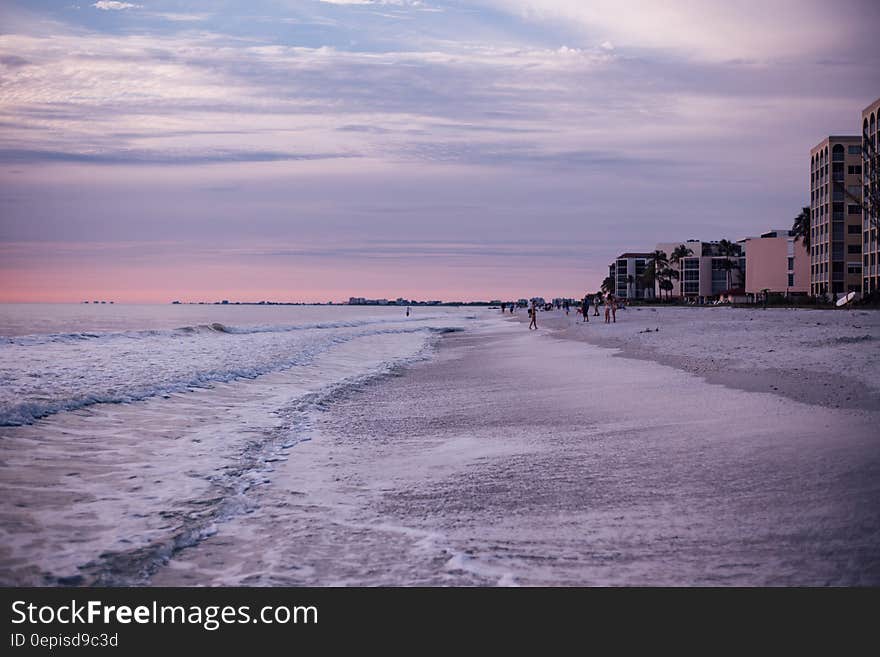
[609,253,652,299]
[809,136,863,297]
[862,97,880,295]
[741,229,809,297]
[654,240,745,301]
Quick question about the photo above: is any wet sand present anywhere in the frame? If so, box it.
[151,318,880,586]
[526,306,880,411]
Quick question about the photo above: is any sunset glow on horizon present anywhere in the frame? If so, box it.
[2,1,879,303]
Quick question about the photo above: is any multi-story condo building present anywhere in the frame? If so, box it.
[862,97,880,295]
[809,136,863,297]
[655,240,745,301]
[609,253,652,299]
[740,229,809,297]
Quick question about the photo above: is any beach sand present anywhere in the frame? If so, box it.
[149,310,880,586]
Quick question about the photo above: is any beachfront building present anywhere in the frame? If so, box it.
[809,135,863,297]
[654,240,745,302]
[740,229,809,299]
[863,97,880,295]
[609,253,652,299]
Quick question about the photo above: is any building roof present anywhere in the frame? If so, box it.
[862,97,880,114]
[615,252,653,259]
[810,135,860,151]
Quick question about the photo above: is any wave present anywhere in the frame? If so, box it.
[54,341,441,585]
[0,315,445,347]
[0,324,462,426]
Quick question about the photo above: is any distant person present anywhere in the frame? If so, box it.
[406,306,411,317]
[564,300,570,315]
[582,294,590,323]
[528,302,538,330]
[594,295,601,316]
[604,296,612,323]
[611,296,617,323]
[501,302,506,313]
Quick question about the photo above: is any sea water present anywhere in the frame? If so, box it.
[0,304,476,426]
[0,303,485,584]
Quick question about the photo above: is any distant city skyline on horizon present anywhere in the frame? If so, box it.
[2,1,879,303]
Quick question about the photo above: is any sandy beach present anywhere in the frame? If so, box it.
[152,308,879,586]
[2,307,878,586]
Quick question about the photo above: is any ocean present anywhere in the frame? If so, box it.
[0,303,477,426]
[3,304,877,586]
[0,303,487,585]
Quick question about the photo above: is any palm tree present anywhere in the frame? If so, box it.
[719,258,735,293]
[717,239,740,292]
[640,261,656,301]
[647,250,668,300]
[661,267,679,300]
[601,276,615,296]
[791,206,811,250]
[669,244,693,300]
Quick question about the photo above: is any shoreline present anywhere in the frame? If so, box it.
[3,309,878,586]
[507,306,880,412]
[151,317,880,586]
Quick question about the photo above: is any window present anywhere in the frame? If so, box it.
[849,224,861,234]
[848,244,862,254]
[788,274,794,287]
[832,144,845,161]
[848,204,861,215]
[787,257,794,271]
[848,264,862,275]
[848,165,862,175]
[848,145,861,155]
[847,185,861,197]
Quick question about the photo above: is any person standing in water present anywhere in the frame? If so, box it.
[406,306,411,317]
[582,293,590,322]
[528,302,538,330]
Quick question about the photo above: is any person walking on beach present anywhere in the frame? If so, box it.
[610,296,617,323]
[604,295,612,323]
[528,302,538,330]
[594,294,601,316]
[582,294,590,323]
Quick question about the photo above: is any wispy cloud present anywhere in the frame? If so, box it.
[0,0,878,300]
[0,148,359,166]
[92,1,141,10]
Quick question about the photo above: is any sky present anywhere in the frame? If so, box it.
[1,0,878,303]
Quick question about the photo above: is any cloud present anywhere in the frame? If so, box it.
[92,2,141,10]
[318,1,423,5]
[0,148,358,166]
[1,0,878,300]
[475,0,880,60]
